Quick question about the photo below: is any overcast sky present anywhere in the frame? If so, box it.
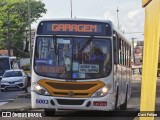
[32,0,144,41]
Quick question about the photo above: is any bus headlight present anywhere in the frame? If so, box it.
[33,83,50,96]
[91,84,111,97]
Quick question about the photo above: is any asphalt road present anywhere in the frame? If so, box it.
[0,79,160,120]
[0,87,30,102]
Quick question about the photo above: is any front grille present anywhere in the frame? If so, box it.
[46,82,96,90]
[53,92,89,96]
[54,92,68,96]
[38,79,105,98]
[57,99,84,105]
[9,82,15,84]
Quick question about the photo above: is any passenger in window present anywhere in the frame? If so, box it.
[90,47,106,74]
[91,47,106,62]
[65,57,71,71]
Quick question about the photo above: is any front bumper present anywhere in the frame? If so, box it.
[1,82,25,90]
[31,91,115,111]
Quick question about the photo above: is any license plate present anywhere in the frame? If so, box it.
[9,82,14,84]
[93,101,107,106]
[9,85,16,87]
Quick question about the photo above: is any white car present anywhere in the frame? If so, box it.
[0,69,28,91]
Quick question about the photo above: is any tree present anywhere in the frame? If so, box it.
[0,0,47,57]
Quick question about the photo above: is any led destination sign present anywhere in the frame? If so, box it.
[37,21,112,36]
[52,24,97,33]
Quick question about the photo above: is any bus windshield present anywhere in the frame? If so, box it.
[0,58,10,76]
[34,36,112,80]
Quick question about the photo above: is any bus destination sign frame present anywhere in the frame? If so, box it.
[37,21,111,36]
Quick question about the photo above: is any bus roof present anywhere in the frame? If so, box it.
[113,25,131,46]
[36,18,131,45]
[0,55,9,58]
[37,18,113,24]
[9,56,16,60]
[0,56,17,60]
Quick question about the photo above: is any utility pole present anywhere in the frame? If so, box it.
[132,37,137,62]
[131,37,137,74]
[7,4,17,56]
[7,11,11,56]
[70,0,72,18]
[116,6,120,29]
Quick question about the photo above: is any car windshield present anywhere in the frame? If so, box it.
[3,71,22,77]
[34,36,112,80]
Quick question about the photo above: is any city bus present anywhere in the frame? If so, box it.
[31,19,132,116]
[0,56,17,79]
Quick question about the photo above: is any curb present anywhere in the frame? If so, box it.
[0,106,31,112]
[0,93,31,112]
[0,99,15,102]
[17,93,31,98]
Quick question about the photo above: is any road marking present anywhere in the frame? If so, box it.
[0,102,7,106]
[0,99,15,102]
[0,99,15,106]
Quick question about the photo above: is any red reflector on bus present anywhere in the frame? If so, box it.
[93,101,107,106]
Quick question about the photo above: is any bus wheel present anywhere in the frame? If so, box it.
[120,86,128,110]
[114,87,119,110]
[44,109,55,116]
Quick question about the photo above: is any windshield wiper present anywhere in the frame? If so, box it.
[78,36,94,53]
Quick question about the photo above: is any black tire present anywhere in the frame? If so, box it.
[44,109,55,116]
[120,86,128,110]
[114,87,119,110]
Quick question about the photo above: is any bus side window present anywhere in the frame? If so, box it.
[113,32,118,64]
[118,37,121,64]
[120,39,123,65]
[122,40,124,65]
[124,41,126,66]
[122,40,125,66]
[127,44,130,67]
[126,44,128,67]
[129,47,131,67]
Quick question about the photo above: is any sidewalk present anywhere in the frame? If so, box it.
[132,74,160,81]
[0,93,31,112]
